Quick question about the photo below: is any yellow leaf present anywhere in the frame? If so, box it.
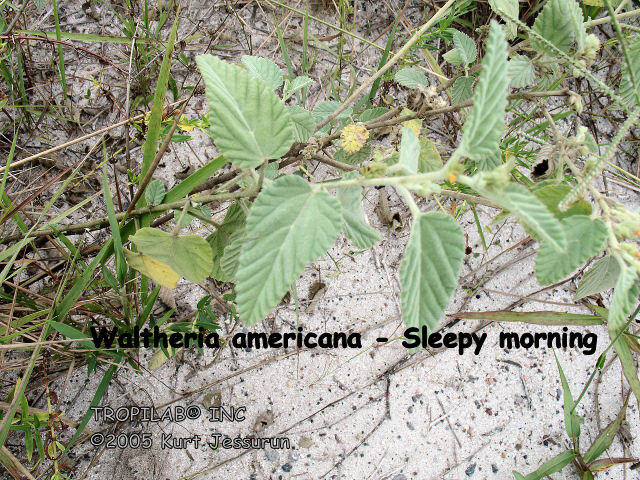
[124,249,180,288]
[148,346,180,370]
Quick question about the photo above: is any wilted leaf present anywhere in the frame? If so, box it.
[130,228,213,284]
[124,249,180,288]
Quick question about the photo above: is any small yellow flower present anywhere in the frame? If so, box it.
[341,124,369,154]
[448,174,457,183]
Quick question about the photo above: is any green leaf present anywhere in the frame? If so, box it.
[484,183,567,253]
[50,321,94,349]
[512,472,526,480]
[619,36,640,107]
[207,200,247,281]
[164,156,226,204]
[607,264,640,407]
[337,174,380,249]
[567,0,587,51]
[334,143,372,166]
[102,165,126,286]
[241,55,283,90]
[313,101,353,135]
[488,0,518,39]
[608,264,638,332]
[285,75,312,98]
[451,76,474,104]
[452,29,477,66]
[535,216,607,285]
[359,107,389,122]
[400,212,464,330]
[555,353,582,439]
[522,450,577,480]
[399,127,420,174]
[138,13,179,207]
[144,179,166,206]
[220,227,247,280]
[287,105,315,142]
[531,184,592,220]
[575,255,621,300]
[196,55,294,169]
[394,67,429,89]
[443,48,464,65]
[130,227,213,283]
[508,55,536,88]
[418,138,442,173]
[532,0,577,53]
[235,176,342,325]
[458,22,508,165]
[583,395,629,463]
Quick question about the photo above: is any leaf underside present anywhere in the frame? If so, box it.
[236,176,342,325]
[400,212,465,330]
[535,216,607,285]
[196,55,294,169]
[458,21,508,167]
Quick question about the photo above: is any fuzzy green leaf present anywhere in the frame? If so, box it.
[337,175,380,250]
[608,265,640,407]
[313,101,353,135]
[567,0,587,51]
[334,143,372,166]
[236,176,342,325]
[575,255,621,300]
[619,36,640,107]
[220,227,246,280]
[458,22,508,165]
[452,30,477,66]
[486,183,567,253]
[359,107,389,122]
[508,55,536,88]
[283,76,312,100]
[395,67,429,89]
[535,216,607,285]
[531,184,592,220]
[488,0,518,39]
[532,0,577,53]
[443,48,464,65]
[418,138,442,173]
[399,127,420,174]
[144,179,166,206]
[196,55,294,169]
[287,105,315,143]
[241,55,283,90]
[608,264,638,332]
[451,76,474,104]
[130,227,213,284]
[207,200,247,281]
[400,212,464,330]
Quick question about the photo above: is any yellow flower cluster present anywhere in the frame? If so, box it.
[340,124,369,154]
